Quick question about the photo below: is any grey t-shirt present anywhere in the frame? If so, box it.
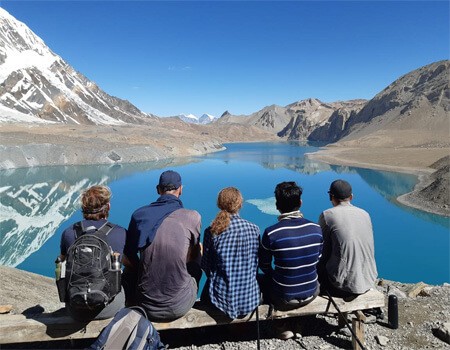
[137,208,201,314]
[319,201,378,294]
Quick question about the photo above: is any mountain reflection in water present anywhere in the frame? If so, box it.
[1,142,448,284]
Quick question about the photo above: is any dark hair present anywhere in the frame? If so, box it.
[158,184,179,193]
[275,182,302,214]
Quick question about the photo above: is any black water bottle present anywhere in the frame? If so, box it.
[388,294,399,329]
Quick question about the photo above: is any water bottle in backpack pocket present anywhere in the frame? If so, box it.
[65,221,120,309]
[55,256,67,302]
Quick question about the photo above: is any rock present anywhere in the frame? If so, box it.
[388,285,407,299]
[338,327,352,337]
[375,335,390,346]
[364,315,377,324]
[407,282,428,298]
[433,322,450,345]
[419,287,434,297]
[0,305,13,314]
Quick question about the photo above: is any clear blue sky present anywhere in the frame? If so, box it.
[2,1,449,117]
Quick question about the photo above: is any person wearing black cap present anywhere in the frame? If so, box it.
[318,179,377,298]
[123,170,202,321]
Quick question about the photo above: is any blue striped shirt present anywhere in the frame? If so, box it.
[201,214,260,319]
[259,216,323,301]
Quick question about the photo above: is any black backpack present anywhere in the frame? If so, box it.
[88,306,165,350]
[65,221,120,309]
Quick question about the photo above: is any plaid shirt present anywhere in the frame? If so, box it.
[201,214,260,319]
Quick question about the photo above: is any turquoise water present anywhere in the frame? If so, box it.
[1,142,449,285]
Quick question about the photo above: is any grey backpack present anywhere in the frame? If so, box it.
[88,306,165,350]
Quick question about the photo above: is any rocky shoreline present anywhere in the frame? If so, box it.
[307,147,450,218]
[1,266,449,349]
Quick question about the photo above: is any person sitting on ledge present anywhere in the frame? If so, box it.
[59,185,126,322]
[317,179,378,299]
[201,187,260,319]
[259,181,323,339]
[123,170,202,322]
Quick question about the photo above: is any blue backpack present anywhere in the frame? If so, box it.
[88,306,165,350]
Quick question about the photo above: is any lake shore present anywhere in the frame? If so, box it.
[0,123,276,170]
[1,265,449,349]
[1,122,448,217]
[307,146,450,217]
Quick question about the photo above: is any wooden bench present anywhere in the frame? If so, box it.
[0,289,384,349]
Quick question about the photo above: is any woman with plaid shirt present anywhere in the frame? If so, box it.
[201,187,260,319]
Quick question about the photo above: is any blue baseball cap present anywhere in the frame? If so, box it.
[159,170,182,189]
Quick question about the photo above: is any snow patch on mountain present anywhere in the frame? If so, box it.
[0,8,153,125]
[0,105,55,123]
[176,113,217,124]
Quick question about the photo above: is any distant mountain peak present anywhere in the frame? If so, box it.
[176,113,216,124]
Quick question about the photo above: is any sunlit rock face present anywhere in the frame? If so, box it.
[0,7,155,125]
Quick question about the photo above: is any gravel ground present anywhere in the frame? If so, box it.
[1,266,449,350]
[164,281,450,350]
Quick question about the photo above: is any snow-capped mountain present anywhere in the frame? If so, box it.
[0,8,155,125]
[199,113,216,124]
[177,113,199,123]
[176,113,216,124]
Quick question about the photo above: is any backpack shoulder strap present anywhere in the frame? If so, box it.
[73,221,115,240]
[95,221,115,238]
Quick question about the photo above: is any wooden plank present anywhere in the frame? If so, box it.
[0,289,384,344]
[352,314,365,350]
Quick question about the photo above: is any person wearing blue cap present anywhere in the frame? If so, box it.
[123,170,202,321]
[318,179,378,298]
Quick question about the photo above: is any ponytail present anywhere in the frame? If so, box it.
[210,210,231,236]
[209,187,243,236]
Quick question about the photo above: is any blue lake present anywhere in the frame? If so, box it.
[1,142,449,285]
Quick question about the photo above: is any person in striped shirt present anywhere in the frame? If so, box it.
[259,181,323,311]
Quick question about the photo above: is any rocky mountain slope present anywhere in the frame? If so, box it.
[216,99,367,140]
[0,7,156,125]
[335,60,449,148]
[397,155,450,216]
[216,60,449,148]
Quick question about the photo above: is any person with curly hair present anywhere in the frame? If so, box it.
[201,187,260,319]
[60,185,126,321]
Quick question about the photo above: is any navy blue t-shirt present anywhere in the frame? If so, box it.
[60,219,126,258]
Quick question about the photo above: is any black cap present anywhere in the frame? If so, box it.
[159,170,182,189]
[328,180,352,200]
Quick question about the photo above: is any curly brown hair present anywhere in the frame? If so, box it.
[81,185,111,220]
[210,187,243,236]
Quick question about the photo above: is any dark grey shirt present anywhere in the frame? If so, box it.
[137,208,201,315]
[319,201,378,294]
